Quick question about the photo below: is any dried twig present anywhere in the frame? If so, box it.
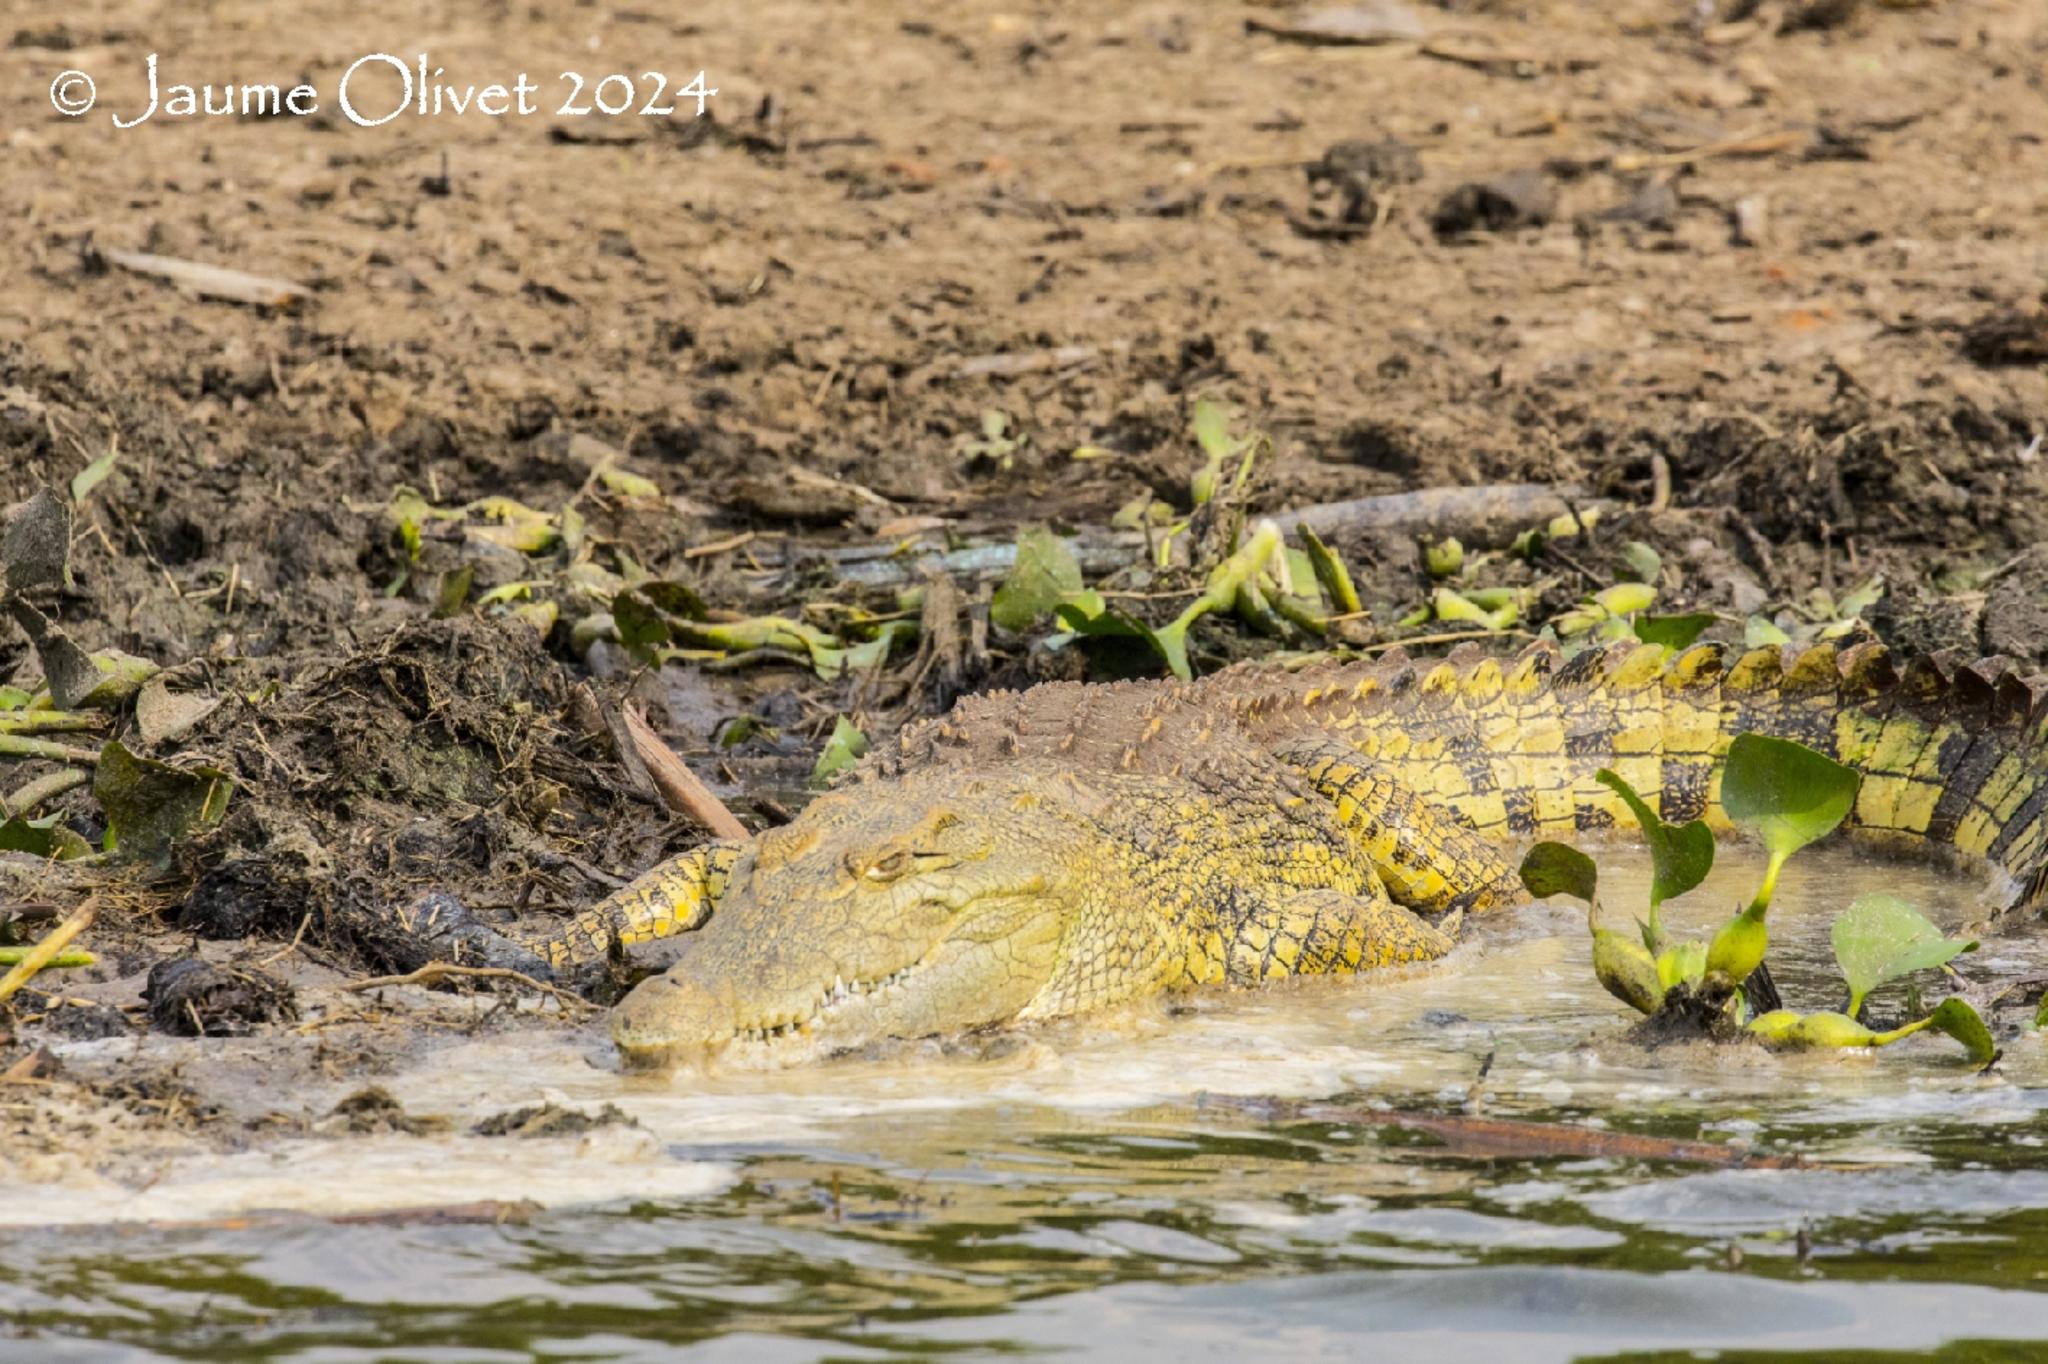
[619,704,749,840]
[1649,452,1673,514]
[1367,628,1538,652]
[683,531,758,560]
[0,897,98,1007]
[101,248,310,308]
[253,913,313,969]
[1611,128,1807,173]
[343,962,593,1013]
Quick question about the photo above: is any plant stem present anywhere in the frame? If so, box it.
[1871,1016,1935,1046]
[1748,850,1788,917]
[0,898,98,1006]
[0,766,92,819]
[0,735,100,765]
[0,712,105,735]
[0,947,94,968]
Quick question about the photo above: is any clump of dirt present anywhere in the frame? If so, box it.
[319,1086,451,1137]
[143,959,297,1036]
[473,1101,637,1138]
[12,992,130,1042]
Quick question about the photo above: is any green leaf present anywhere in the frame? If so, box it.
[0,814,93,861]
[716,715,781,749]
[92,740,232,866]
[1593,582,1657,616]
[476,581,536,607]
[1920,997,1997,1070]
[1657,940,1708,989]
[1744,615,1791,648]
[992,527,1083,633]
[597,464,661,499]
[1721,733,1861,868]
[611,590,673,653]
[0,686,29,711]
[1835,575,1885,621]
[1054,599,1185,676]
[73,650,160,710]
[433,565,475,618]
[1190,400,1233,505]
[70,446,120,504]
[1425,538,1464,578]
[1433,587,1516,632]
[1594,768,1714,932]
[812,716,868,783]
[1297,526,1360,614]
[1832,893,1978,1020]
[1518,841,1598,904]
[647,580,709,618]
[1618,541,1662,584]
[811,619,918,680]
[1632,612,1715,652]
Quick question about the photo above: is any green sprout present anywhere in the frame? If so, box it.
[1705,734,1860,985]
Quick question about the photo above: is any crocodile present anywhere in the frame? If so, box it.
[526,640,2048,1066]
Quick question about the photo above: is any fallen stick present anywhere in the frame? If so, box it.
[1611,129,1807,173]
[101,249,310,309]
[757,483,1591,590]
[344,962,592,1013]
[1200,1092,1801,1168]
[619,705,749,840]
[0,897,98,1007]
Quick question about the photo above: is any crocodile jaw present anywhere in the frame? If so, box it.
[608,891,1067,1067]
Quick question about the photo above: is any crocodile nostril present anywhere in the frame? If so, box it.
[610,969,736,1065]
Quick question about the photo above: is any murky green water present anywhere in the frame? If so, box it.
[9,845,2048,1360]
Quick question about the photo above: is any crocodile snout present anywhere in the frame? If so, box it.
[609,968,735,1066]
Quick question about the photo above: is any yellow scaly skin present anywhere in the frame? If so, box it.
[531,640,2048,1066]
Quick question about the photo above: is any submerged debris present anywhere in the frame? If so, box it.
[473,1101,637,1138]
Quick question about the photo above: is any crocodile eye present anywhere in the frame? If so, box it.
[863,849,913,882]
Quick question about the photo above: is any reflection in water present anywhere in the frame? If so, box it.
[5,845,2048,1360]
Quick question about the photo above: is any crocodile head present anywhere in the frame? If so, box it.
[609,770,1100,1066]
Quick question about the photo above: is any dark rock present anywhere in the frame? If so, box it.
[1432,169,1556,237]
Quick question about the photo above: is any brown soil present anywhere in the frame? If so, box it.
[1,0,2044,1170]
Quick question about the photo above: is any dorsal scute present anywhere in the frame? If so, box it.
[1780,642,1840,696]
[1605,641,1668,691]
[1504,640,1558,694]
[1551,644,1608,693]
[1725,645,1785,694]
[1663,641,1725,691]
[1839,640,1896,698]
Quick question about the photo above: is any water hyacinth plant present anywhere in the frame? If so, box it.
[1518,733,1995,1069]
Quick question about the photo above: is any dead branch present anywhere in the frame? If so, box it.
[619,704,749,840]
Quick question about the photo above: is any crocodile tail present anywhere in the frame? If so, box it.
[1244,640,2048,907]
